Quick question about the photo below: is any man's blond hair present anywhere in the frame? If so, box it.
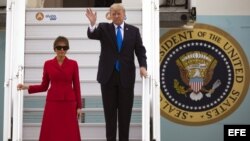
[110,3,125,12]
[106,3,125,20]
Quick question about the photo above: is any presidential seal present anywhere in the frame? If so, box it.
[160,23,249,125]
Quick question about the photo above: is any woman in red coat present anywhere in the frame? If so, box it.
[17,36,82,141]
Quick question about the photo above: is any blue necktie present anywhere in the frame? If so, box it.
[115,26,122,71]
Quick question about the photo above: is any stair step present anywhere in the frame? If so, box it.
[23,138,142,141]
[23,107,142,123]
[23,123,142,139]
[23,95,142,109]
[23,107,142,112]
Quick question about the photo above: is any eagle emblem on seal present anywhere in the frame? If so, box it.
[175,51,221,101]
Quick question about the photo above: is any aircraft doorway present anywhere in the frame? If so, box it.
[41,0,122,8]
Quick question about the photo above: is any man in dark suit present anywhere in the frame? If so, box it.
[86,3,147,141]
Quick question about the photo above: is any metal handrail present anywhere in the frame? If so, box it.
[142,0,160,140]
[3,0,25,140]
[142,75,150,141]
[15,65,24,140]
[3,1,15,140]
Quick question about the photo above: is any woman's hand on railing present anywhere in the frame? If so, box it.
[17,83,29,91]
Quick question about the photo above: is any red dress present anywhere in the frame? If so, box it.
[28,57,82,141]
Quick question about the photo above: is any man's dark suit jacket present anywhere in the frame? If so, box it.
[87,22,147,88]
